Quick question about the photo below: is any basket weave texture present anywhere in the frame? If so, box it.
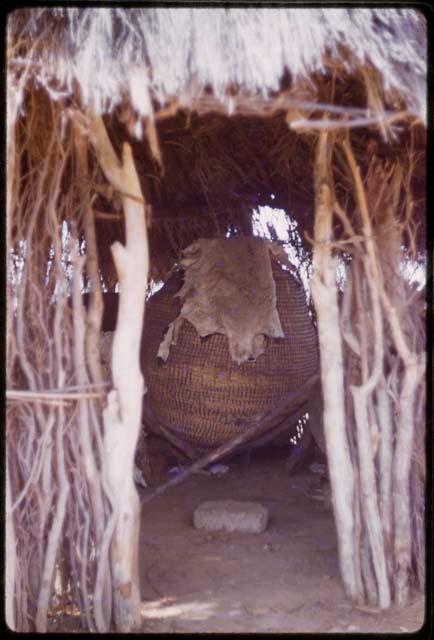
[141,260,319,451]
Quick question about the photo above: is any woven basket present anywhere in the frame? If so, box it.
[141,259,319,452]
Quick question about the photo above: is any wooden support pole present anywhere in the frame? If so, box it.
[311,129,359,603]
[86,113,149,632]
[393,356,424,605]
[6,53,17,629]
[5,459,16,630]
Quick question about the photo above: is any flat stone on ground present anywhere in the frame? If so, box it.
[193,500,268,534]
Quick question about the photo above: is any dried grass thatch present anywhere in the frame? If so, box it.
[9,8,427,119]
[8,8,427,279]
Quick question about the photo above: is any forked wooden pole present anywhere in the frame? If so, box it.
[85,112,149,632]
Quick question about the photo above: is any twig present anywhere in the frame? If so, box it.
[48,382,111,391]
[7,390,107,401]
[71,241,111,631]
[305,230,364,249]
[35,383,70,630]
[116,190,146,206]
[360,533,379,606]
[290,111,411,132]
[11,412,55,513]
[155,92,418,123]
[5,459,17,629]
[351,384,391,608]
[94,210,123,221]
[393,355,425,606]
[352,471,365,604]
[341,273,360,356]
[375,378,394,580]
[73,124,105,387]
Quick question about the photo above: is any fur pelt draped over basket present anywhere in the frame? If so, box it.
[141,238,319,453]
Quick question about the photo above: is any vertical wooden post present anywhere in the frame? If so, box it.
[6,52,17,630]
[86,114,149,631]
[393,356,424,605]
[5,460,16,629]
[311,130,359,602]
[73,127,105,386]
[70,245,112,631]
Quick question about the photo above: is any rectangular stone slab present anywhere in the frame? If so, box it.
[193,500,268,534]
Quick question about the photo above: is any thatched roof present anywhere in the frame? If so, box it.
[9,7,427,120]
[8,8,427,282]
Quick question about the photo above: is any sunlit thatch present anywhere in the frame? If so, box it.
[8,8,427,282]
[9,7,427,120]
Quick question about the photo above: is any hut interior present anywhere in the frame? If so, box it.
[6,7,428,634]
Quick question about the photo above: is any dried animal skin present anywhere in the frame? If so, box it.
[157,237,284,365]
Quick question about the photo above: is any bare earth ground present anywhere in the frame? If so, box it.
[137,450,425,634]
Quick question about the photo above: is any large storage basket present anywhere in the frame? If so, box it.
[141,260,319,452]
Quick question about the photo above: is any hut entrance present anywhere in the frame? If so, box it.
[135,449,425,634]
[7,7,427,634]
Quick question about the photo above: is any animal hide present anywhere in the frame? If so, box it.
[157,237,286,365]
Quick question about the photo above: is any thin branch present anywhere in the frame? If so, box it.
[73,125,104,386]
[7,390,107,402]
[290,111,413,132]
[155,92,419,123]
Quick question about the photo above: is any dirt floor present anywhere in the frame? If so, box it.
[137,448,425,634]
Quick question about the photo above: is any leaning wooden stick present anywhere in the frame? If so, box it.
[140,374,318,505]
